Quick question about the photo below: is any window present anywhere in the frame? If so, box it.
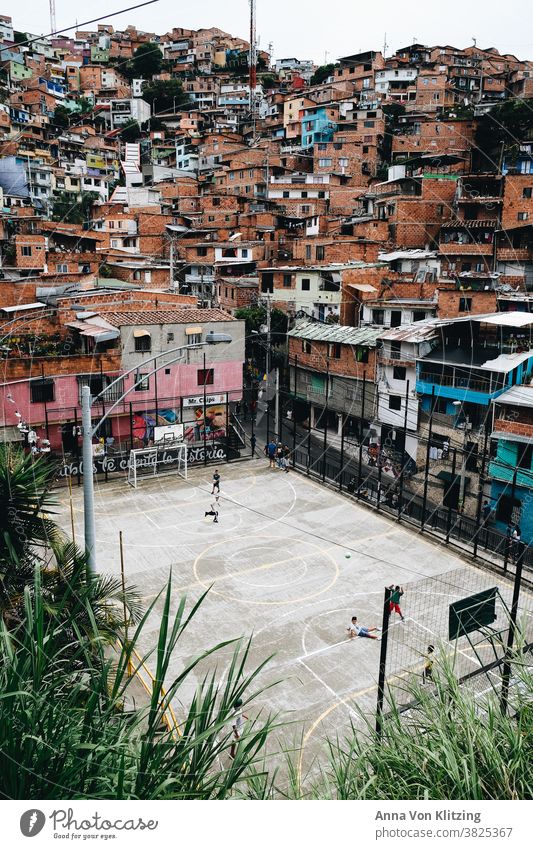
[302,340,312,354]
[413,310,426,322]
[30,378,54,403]
[522,187,532,199]
[372,309,384,325]
[305,245,312,260]
[167,332,174,343]
[459,297,472,312]
[188,333,201,345]
[363,120,375,128]
[134,333,151,352]
[56,263,68,273]
[328,342,341,359]
[301,277,311,291]
[197,368,214,386]
[283,273,292,287]
[518,212,529,220]
[496,494,521,525]
[393,366,406,381]
[21,246,32,256]
[283,190,290,198]
[301,191,308,198]
[318,158,332,167]
[436,204,444,216]
[135,373,149,392]
[318,191,326,199]
[212,197,220,206]
[517,443,533,470]
[241,249,248,258]
[389,395,402,411]
[356,346,369,363]
[196,246,208,256]
[390,310,402,327]
[339,157,349,167]
[316,246,325,260]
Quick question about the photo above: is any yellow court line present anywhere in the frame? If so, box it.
[138,525,406,603]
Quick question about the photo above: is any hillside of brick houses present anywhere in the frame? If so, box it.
[1,14,533,540]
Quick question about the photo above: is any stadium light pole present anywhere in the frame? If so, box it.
[82,334,232,575]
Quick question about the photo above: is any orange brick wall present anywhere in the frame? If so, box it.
[289,336,377,380]
[502,175,533,230]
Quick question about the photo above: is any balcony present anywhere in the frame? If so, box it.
[439,241,494,256]
[488,457,533,489]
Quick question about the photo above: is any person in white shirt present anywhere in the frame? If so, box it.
[230,698,247,758]
[347,616,380,640]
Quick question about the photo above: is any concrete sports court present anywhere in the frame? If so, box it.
[57,459,532,768]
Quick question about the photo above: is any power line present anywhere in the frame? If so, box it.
[11,1,162,50]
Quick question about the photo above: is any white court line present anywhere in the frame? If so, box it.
[298,638,351,661]
[297,658,357,719]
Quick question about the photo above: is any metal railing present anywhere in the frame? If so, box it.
[289,444,533,575]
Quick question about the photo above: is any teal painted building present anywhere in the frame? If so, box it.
[488,385,533,543]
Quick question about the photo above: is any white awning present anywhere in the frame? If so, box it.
[473,313,533,328]
[133,329,151,338]
[347,283,378,292]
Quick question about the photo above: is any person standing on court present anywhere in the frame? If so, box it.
[250,434,257,457]
[230,698,247,758]
[388,585,405,621]
[267,440,277,469]
[211,468,221,495]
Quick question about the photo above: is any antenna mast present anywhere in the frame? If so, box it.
[49,0,57,34]
[248,0,257,134]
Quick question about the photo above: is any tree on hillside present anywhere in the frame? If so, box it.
[51,190,94,225]
[119,120,142,142]
[132,42,163,79]
[474,98,533,171]
[141,78,191,113]
[310,63,336,86]
[53,105,71,129]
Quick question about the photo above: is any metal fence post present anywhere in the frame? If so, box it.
[500,541,526,716]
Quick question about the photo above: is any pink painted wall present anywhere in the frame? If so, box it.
[1,360,244,451]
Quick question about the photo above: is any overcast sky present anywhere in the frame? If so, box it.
[5,0,533,64]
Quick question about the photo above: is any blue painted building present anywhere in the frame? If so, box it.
[417,314,533,428]
[488,385,533,543]
[301,105,337,149]
[416,313,533,529]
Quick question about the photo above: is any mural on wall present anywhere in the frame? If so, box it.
[183,403,227,443]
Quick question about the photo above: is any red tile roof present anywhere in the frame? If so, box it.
[102,308,236,326]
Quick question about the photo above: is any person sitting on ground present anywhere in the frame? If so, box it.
[347,616,380,640]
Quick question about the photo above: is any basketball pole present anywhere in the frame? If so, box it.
[376,584,393,738]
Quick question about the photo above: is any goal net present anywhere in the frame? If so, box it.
[127,444,188,488]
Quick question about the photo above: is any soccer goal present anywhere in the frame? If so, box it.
[127,444,188,488]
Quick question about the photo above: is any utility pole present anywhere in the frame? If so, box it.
[81,385,96,576]
[169,236,175,290]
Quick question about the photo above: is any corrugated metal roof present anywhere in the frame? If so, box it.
[377,319,442,342]
[493,386,533,407]
[288,321,382,346]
